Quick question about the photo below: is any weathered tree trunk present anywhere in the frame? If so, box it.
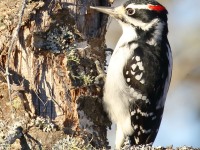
[0,0,112,149]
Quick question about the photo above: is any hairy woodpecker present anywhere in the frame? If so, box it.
[91,0,172,149]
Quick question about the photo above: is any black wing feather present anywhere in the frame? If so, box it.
[123,42,170,145]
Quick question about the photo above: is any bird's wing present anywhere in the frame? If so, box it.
[123,43,170,145]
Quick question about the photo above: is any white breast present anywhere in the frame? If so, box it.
[103,22,138,135]
[104,42,138,135]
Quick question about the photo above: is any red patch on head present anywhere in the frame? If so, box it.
[148,4,166,12]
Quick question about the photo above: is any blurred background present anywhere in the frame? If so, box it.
[105,0,200,148]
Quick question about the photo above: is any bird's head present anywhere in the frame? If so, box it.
[91,0,168,45]
[90,0,168,29]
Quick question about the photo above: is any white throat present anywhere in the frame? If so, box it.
[115,22,137,49]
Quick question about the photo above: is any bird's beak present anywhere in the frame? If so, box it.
[90,6,124,20]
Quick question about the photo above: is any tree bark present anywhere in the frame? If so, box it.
[0,0,112,149]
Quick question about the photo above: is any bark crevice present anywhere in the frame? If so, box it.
[0,0,112,149]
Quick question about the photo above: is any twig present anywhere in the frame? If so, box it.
[94,60,106,84]
[5,0,27,115]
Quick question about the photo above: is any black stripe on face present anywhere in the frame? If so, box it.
[128,9,159,23]
[123,1,168,23]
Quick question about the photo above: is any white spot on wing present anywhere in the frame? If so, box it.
[127,78,131,82]
[142,96,147,100]
[136,56,140,61]
[137,62,143,69]
[137,94,142,99]
[139,65,144,70]
[133,91,138,97]
[138,131,141,136]
[134,125,138,130]
[131,110,136,116]
[131,64,137,70]
[140,79,145,84]
[131,70,135,75]
[135,137,140,144]
[137,108,154,117]
[135,73,143,80]
[146,99,150,104]
[139,126,151,134]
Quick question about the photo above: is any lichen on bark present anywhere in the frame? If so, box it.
[0,0,112,149]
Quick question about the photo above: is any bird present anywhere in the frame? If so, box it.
[90,0,172,149]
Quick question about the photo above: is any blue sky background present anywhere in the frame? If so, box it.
[105,0,200,148]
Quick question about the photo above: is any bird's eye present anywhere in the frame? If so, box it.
[126,8,135,16]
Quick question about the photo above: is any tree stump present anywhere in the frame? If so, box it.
[0,0,112,149]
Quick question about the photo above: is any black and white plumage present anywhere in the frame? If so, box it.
[91,0,172,149]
